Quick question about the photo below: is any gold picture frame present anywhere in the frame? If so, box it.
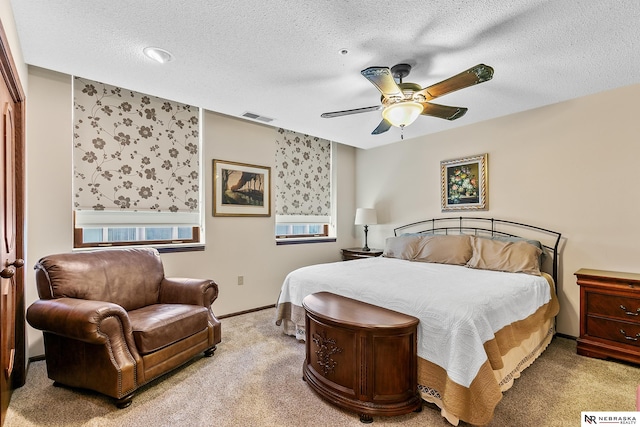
[213,159,271,217]
[441,153,488,211]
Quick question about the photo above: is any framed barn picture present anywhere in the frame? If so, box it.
[213,159,271,216]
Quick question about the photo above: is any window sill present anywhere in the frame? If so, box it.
[73,243,205,253]
[276,237,337,246]
[156,244,205,253]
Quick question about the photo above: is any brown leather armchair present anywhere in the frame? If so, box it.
[26,248,221,408]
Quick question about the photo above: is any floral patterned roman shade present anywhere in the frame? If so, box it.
[73,77,200,227]
[275,128,331,222]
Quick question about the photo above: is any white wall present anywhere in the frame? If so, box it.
[355,83,640,337]
[25,67,357,357]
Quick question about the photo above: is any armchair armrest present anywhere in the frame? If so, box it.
[159,278,219,307]
[26,298,133,345]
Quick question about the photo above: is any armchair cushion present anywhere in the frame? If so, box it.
[129,304,209,354]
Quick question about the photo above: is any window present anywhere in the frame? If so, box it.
[72,77,202,249]
[75,226,199,247]
[275,223,327,238]
[274,129,334,242]
[74,210,200,247]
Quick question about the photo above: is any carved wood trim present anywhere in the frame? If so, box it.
[311,330,342,376]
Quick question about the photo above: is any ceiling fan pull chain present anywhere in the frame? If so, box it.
[400,125,405,140]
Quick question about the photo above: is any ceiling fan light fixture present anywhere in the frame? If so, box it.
[143,47,174,64]
[382,101,424,128]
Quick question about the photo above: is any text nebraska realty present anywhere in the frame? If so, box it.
[584,414,637,425]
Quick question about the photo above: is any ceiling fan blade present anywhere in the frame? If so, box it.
[361,67,403,99]
[416,64,494,101]
[321,105,382,118]
[420,102,468,120]
[371,119,392,135]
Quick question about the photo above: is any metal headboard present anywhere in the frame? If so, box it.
[393,217,562,286]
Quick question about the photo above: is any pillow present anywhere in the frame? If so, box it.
[382,235,421,260]
[413,235,473,266]
[487,235,546,262]
[488,234,542,249]
[466,236,542,275]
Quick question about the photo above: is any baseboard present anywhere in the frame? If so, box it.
[555,332,577,340]
[218,304,275,319]
[28,354,45,363]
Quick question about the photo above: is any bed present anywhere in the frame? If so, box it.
[275,217,561,426]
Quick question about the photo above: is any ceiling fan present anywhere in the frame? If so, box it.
[321,63,494,137]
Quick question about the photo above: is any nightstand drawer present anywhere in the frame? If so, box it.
[586,292,640,321]
[586,317,640,347]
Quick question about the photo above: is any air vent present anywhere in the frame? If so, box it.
[242,112,274,123]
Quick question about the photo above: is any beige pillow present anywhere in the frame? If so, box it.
[467,236,542,275]
[414,235,473,265]
[382,235,421,260]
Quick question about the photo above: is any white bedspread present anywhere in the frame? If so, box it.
[276,256,553,389]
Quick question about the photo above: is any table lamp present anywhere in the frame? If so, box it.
[354,208,378,251]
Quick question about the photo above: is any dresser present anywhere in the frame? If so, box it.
[302,292,421,423]
[575,268,640,364]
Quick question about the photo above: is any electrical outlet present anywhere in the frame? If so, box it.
[237,276,244,286]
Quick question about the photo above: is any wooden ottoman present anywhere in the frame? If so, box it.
[302,292,421,423]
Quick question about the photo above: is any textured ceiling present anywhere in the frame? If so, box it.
[10,0,640,149]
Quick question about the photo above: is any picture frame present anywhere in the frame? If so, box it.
[213,159,271,217]
[440,153,488,211]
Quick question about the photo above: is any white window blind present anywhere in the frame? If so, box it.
[73,77,201,229]
[274,128,331,223]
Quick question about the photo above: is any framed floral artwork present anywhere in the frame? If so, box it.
[213,159,271,216]
[440,154,488,211]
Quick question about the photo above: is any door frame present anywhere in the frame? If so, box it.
[0,19,26,390]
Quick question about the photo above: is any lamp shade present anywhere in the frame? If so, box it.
[382,101,424,128]
[354,208,377,225]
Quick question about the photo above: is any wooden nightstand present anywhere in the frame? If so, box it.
[341,247,383,261]
[575,268,640,365]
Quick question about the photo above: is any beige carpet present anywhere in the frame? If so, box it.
[5,308,639,427]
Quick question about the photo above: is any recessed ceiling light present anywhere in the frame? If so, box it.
[143,47,174,64]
